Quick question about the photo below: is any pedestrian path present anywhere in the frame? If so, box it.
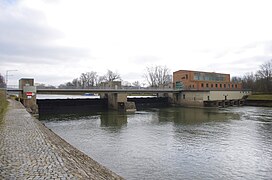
[0,99,123,179]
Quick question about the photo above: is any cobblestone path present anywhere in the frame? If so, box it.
[0,100,123,179]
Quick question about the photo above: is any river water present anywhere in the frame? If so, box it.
[43,106,272,179]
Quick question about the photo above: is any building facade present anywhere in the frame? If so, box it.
[173,70,242,90]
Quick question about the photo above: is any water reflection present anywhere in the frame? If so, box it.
[157,107,240,124]
[100,111,127,127]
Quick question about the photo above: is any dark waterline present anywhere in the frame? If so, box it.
[43,106,272,179]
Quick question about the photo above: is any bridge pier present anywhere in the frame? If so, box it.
[107,93,136,112]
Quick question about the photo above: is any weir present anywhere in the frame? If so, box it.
[37,97,170,118]
[9,78,251,115]
[15,78,176,113]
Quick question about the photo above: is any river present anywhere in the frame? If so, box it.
[43,106,272,179]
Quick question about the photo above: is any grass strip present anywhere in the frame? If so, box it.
[247,94,272,101]
[0,89,8,121]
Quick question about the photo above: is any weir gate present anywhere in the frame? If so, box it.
[37,97,170,118]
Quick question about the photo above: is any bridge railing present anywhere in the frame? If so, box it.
[7,88,181,95]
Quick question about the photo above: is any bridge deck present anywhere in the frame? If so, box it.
[7,88,180,95]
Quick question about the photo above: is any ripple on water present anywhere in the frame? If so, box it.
[44,106,272,180]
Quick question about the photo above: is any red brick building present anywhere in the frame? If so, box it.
[173,70,242,90]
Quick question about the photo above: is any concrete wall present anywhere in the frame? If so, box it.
[207,90,251,101]
[177,90,251,107]
[107,93,128,110]
[178,91,209,107]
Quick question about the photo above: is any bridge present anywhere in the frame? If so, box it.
[7,78,182,112]
[7,78,250,113]
[8,88,180,94]
[8,88,180,112]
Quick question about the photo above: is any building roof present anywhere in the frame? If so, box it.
[173,69,230,75]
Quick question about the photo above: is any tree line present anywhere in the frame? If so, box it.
[1,60,271,92]
[232,59,272,93]
[58,70,122,89]
[58,66,173,89]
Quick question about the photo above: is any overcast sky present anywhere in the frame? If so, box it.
[1,0,272,86]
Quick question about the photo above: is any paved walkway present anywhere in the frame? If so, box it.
[0,99,123,179]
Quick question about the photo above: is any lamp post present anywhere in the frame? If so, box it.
[6,70,18,88]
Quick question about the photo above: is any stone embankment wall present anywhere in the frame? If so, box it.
[0,99,123,179]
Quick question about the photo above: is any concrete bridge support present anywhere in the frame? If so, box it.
[107,93,136,112]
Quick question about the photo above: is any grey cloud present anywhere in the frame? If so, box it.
[207,41,272,59]
[0,41,90,64]
[0,20,62,45]
[0,3,90,65]
[205,55,272,76]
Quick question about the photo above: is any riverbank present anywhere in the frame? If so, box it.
[245,94,272,107]
[0,99,123,179]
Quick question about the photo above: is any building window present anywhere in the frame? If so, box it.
[220,84,222,88]
[232,84,234,88]
[228,84,230,88]
[201,83,204,88]
[211,84,214,88]
[235,84,237,88]
[224,84,226,88]
[186,74,188,79]
[215,84,218,88]
[183,94,185,99]
[206,83,209,88]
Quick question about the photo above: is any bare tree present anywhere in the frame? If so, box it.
[101,70,121,82]
[80,71,98,88]
[241,72,256,90]
[87,71,98,87]
[144,65,172,87]
[72,78,81,88]
[231,76,242,82]
[256,59,272,92]
[132,81,141,88]
[0,74,6,88]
